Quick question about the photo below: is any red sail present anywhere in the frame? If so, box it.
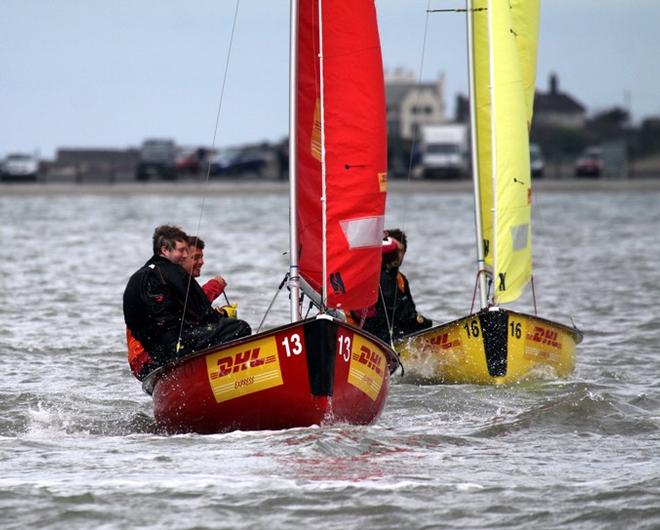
[296,0,388,311]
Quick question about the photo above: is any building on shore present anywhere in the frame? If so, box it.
[45,148,140,182]
[386,68,446,141]
[534,73,587,129]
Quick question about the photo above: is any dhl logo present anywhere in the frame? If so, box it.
[527,326,561,349]
[427,332,461,349]
[523,346,560,364]
[210,347,276,380]
[355,345,383,376]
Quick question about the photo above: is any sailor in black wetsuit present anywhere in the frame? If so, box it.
[123,225,251,370]
[361,229,432,344]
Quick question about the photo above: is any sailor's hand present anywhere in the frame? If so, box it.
[416,313,432,329]
[215,303,238,319]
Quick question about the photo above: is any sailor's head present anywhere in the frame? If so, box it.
[385,229,407,252]
[185,235,206,278]
[383,228,407,269]
[153,225,189,266]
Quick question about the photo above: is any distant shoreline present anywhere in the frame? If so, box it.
[1,177,660,196]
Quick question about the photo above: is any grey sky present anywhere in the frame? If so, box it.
[1,0,658,159]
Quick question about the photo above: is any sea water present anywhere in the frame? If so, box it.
[1,184,659,530]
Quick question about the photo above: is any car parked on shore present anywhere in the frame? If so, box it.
[530,143,545,178]
[135,139,177,181]
[575,147,604,177]
[1,153,39,182]
[175,149,200,175]
[209,146,267,177]
[175,147,212,176]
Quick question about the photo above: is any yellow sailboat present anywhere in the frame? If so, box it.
[397,0,582,384]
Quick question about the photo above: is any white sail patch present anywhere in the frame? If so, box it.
[510,223,529,251]
[340,216,384,249]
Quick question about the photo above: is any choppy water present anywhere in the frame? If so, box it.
[1,184,659,530]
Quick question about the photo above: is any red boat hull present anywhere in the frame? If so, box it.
[143,316,399,434]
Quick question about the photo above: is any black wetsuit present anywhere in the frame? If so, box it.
[123,255,251,367]
[362,266,432,343]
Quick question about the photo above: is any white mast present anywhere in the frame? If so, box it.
[288,0,301,321]
[466,0,489,309]
[487,0,498,305]
[318,0,328,309]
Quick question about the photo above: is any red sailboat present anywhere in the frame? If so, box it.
[142,0,399,434]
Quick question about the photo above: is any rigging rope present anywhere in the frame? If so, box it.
[376,279,406,376]
[256,273,289,334]
[384,0,433,347]
[176,0,242,352]
[469,268,491,314]
[379,281,396,349]
[404,0,432,185]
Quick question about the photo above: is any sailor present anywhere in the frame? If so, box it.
[124,225,251,380]
[359,228,432,344]
[186,235,240,318]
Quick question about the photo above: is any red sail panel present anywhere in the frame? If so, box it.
[296,0,388,311]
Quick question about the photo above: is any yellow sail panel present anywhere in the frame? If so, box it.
[491,0,532,304]
[472,0,493,268]
[510,0,540,126]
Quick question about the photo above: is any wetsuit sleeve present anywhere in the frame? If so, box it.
[397,274,432,334]
[123,265,178,345]
[156,260,218,325]
[202,278,225,302]
[143,269,180,327]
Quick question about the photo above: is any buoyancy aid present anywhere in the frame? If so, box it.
[126,328,155,381]
[396,272,405,293]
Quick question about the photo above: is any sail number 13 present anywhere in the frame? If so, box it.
[337,334,351,362]
[281,333,303,357]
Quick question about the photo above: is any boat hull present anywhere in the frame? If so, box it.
[396,309,582,385]
[143,316,399,433]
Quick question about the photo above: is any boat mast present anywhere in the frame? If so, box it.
[466,0,489,309]
[487,0,498,306]
[288,0,301,321]
[318,0,328,309]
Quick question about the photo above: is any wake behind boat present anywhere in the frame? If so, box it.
[397,0,582,385]
[141,0,399,432]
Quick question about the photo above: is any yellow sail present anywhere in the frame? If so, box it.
[473,0,535,304]
[511,0,540,127]
[472,0,493,272]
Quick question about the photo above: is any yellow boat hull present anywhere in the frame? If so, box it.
[396,308,582,385]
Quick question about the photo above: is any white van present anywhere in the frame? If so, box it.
[418,123,469,178]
